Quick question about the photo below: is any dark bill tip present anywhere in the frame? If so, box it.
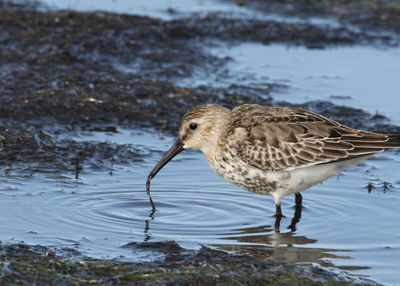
[146,139,184,209]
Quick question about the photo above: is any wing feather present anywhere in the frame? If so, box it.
[224,104,400,171]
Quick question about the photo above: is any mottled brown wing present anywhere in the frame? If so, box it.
[225,104,400,171]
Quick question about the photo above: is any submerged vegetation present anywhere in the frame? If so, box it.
[0,243,378,285]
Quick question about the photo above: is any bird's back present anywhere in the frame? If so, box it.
[220,104,400,172]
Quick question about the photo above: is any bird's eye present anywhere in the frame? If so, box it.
[189,123,198,130]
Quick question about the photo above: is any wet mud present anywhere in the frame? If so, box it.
[1,1,399,165]
[0,242,380,285]
[0,0,399,284]
[227,0,400,34]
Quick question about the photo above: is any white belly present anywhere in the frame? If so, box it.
[207,153,371,205]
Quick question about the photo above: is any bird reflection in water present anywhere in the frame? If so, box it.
[142,195,302,243]
[215,215,332,265]
[143,208,155,242]
[141,201,358,268]
[276,195,302,232]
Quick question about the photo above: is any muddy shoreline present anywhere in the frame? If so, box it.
[0,242,381,285]
[225,0,400,34]
[1,1,399,168]
[0,0,399,284]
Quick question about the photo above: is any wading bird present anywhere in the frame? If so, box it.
[146,104,400,217]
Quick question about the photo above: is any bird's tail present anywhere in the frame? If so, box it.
[387,134,400,147]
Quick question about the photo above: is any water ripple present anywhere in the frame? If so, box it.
[1,130,400,285]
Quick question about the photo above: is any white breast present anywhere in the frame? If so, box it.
[206,152,371,205]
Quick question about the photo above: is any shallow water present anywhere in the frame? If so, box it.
[39,0,248,19]
[38,0,338,25]
[4,0,400,285]
[1,128,400,284]
[186,43,400,125]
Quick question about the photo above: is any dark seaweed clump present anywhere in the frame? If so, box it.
[227,0,400,34]
[1,0,398,172]
[0,242,380,285]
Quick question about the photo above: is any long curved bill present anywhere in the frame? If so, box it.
[146,139,184,210]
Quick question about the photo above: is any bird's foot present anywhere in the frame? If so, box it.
[273,213,285,218]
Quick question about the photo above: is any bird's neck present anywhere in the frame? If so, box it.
[201,112,231,160]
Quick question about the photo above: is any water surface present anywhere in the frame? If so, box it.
[1,128,400,284]
[190,43,400,125]
[39,0,248,19]
[3,0,400,285]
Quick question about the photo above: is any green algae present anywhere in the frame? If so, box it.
[0,243,364,285]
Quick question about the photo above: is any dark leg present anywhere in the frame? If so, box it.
[275,204,284,218]
[274,213,282,232]
[288,200,302,231]
[295,193,302,209]
[287,193,303,231]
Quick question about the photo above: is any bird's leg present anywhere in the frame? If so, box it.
[274,214,282,232]
[295,193,302,210]
[275,204,284,218]
[288,197,302,231]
